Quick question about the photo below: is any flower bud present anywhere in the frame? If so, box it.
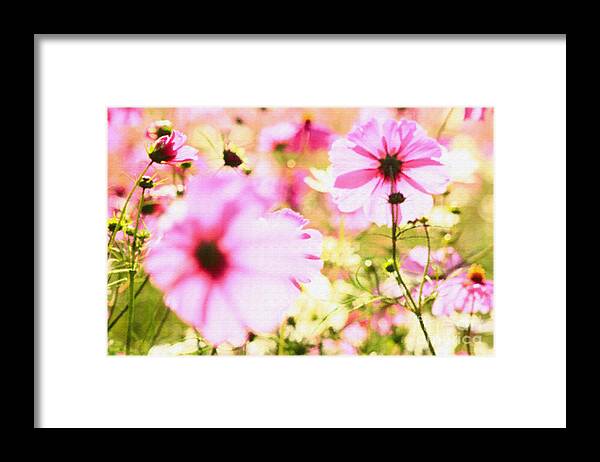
[146,119,173,140]
[383,258,396,273]
[138,176,155,189]
[107,217,122,233]
[388,192,406,204]
[137,229,151,241]
[149,136,174,163]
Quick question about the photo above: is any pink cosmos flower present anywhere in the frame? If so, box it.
[144,174,323,346]
[432,264,493,317]
[464,107,487,121]
[148,130,198,165]
[258,119,335,153]
[329,118,450,227]
[402,246,463,278]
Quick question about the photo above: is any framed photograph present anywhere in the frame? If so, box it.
[35,35,566,428]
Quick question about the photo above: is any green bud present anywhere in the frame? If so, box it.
[137,229,151,240]
[138,176,155,189]
[107,217,122,233]
[384,258,396,273]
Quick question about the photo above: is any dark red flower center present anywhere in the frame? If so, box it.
[379,154,402,180]
[194,241,228,279]
[112,186,126,197]
[469,272,484,284]
[466,265,486,285]
[223,149,243,168]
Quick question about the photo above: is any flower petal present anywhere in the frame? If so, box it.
[333,169,377,189]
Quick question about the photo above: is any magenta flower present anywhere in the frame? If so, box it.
[148,130,198,164]
[432,265,493,316]
[144,174,323,346]
[258,119,335,153]
[402,246,463,277]
[329,118,449,226]
[464,107,488,121]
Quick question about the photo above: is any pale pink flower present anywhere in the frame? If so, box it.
[320,338,357,355]
[370,310,393,336]
[304,167,372,233]
[329,118,450,227]
[341,317,368,347]
[432,265,493,317]
[149,130,198,165]
[463,107,487,121]
[402,246,463,278]
[258,119,335,153]
[144,174,323,346]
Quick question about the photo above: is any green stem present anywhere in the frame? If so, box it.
[148,308,171,350]
[388,176,436,356]
[125,190,145,355]
[417,312,436,356]
[417,224,431,308]
[466,299,476,356]
[107,160,153,255]
[126,270,135,354]
[107,275,149,331]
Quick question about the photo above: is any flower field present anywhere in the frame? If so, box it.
[107,107,493,356]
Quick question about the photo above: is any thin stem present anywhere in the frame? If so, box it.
[466,299,476,356]
[107,160,153,255]
[141,303,162,347]
[436,108,454,140]
[125,189,145,355]
[416,312,436,356]
[387,174,436,356]
[417,224,431,308]
[107,275,149,331]
[126,271,135,354]
[149,308,171,349]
